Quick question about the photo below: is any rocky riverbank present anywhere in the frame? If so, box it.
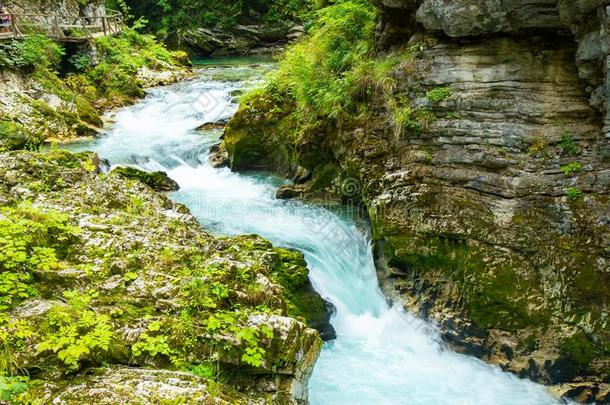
[0,149,327,403]
[0,0,191,151]
[220,1,610,402]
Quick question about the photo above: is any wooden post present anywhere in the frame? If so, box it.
[11,14,20,38]
[11,14,16,38]
[53,14,59,39]
[102,16,106,36]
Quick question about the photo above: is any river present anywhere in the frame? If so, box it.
[67,60,560,405]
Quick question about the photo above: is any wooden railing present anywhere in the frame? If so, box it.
[0,9,123,42]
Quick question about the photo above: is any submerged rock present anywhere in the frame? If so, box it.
[209,142,230,168]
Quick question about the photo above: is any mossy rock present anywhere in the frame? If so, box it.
[272,247,336,340]
[111,166,180,192]
[0,120,39,151]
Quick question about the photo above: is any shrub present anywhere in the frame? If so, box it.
[274,0,375,122]
[560,132,579,156]
[0,35,64,71]
[87,27,187,103]
[115,0,313,36]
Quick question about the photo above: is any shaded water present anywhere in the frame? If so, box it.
[68,61,560,405]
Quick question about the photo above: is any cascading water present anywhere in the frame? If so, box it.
[68,61,562,405]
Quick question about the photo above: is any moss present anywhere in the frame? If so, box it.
[74,96,102,127]
[385,233,552,331]
[272,248,310,290]
[0,120,37,151]
[561,333,596,367]
[110,166,179,192]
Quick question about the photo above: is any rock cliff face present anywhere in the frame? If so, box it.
[4,0,105,16]
[374,0,609,137]
[179,24,305,56]
[223,1,610,402]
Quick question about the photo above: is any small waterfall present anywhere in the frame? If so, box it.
[68,61,560,405]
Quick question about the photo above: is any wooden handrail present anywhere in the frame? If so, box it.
[0,9,123,41]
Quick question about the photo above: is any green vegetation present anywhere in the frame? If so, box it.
[109,0,314,38]
[560,131,579,156]
[0,120,38,151]
[0,35,64,71]
[426,87,451,104]
[527,138,547,157]
[0,376,29,403]
[385,234,551,331]
[560,162,582,176]
[273,0,376,123]
[561,332,597,371]
[225,0,438,165]
[0,26,188,150]
[0,151,324,401]
[89,27,188,105]
[37,291,114,371]
[566,187,583,200]
[0,204,81,319]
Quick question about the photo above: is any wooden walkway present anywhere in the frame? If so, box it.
[0,10,123,42]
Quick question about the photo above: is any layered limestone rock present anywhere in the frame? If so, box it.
[376,0,610,139]
[0,150,325,403]
[222,2,610,402]
[179,24,305,56]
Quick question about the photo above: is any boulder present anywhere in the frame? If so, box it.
[209,142,230,168]
[111,166,180,192]
[37,367,253,404]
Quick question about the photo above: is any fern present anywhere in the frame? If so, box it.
[37,292,113,371]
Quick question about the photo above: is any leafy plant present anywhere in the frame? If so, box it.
[566,187,582,201]
[114,0,313,37]
[0,376,29,402]
[527,138,547,156]
[123,271,139,282]
[37,291,113,371]
[0,35,64,71]
[187,363,217,380]
[205,312,273,368]
[560,162,582,176]
[274,0,376,123]
[131,321,172,358]
[69,51,91,71]
[0,320,35,376]
[426,87,451,104]
[0,204,80,315]
[560,132,579,156]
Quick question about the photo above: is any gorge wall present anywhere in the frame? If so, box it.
[223,0,610,402]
